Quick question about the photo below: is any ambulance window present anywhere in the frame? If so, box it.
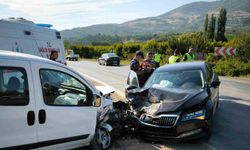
[0,67,29,105]
[56,32,61,39]
[24,31,31,35]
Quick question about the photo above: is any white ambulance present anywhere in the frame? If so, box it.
[0,17,66,64]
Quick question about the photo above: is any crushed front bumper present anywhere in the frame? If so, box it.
[134,118,208,141]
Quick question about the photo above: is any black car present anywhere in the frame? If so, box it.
[98,53,120,66]
[125,62,220,141]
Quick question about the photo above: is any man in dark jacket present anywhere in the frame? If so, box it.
[130,50,144,71]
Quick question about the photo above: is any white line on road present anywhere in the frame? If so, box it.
[220,98,250,106]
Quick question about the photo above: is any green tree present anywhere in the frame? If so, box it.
[216,8,227,42]
[208,14,216,41]
[204,14,209,34]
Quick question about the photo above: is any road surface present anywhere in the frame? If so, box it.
[69,61,250,150]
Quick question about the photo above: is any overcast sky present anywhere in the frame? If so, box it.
[0,0,215,30]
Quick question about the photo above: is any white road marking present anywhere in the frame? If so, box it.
[220,98,250,106]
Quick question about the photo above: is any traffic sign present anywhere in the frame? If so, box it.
[214,47,237,56]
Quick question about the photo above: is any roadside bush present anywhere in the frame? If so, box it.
[214,58,250,77]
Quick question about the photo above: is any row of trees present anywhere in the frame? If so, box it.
[204,8,227,42]
[67,32,234,60]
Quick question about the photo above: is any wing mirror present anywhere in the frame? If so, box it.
[93,95,101,107]
[211,81,221,88]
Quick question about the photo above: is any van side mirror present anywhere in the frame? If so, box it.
[93,95,101,107]
[211,81,221,88]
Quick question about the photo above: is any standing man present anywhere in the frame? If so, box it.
[153,51,161,68]
[169,49,182,64]
[183,48,195,62]
[49,50,59,61]
[130,50,144,71]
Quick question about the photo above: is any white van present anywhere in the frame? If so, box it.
[0,50,105,149]
[0,17,66,64]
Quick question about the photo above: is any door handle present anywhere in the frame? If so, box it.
[27,111,35,126]
[39,109,46,124]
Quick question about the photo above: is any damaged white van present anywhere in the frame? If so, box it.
[0,17,66,64]
[0,50,112,149]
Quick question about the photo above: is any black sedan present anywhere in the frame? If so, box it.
[125,62,220,141]
[98,53,120,66]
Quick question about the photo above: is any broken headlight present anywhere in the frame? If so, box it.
[181,110,205,121]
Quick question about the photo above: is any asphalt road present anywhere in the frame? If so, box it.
[68,61,250,150]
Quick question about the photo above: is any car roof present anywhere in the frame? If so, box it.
[155,61,207,73]
[103,53,118,56]
[0,50,63,65]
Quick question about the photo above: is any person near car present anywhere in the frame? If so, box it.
[130,50,144,72]
[49,50,59,61]
[183,48,195,62]
[169,49,182,64]
[153,51,162,68]
[49,50,63,64]
[141,52,156,70]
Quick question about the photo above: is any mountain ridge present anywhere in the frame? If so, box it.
[61,0,250,39]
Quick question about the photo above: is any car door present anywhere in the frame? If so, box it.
[31,62,97,149]
[0,59,37,148]
[206,64,218,113]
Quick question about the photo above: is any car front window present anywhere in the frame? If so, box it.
[144,70,204,90]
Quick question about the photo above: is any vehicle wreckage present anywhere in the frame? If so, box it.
[108,62,220,143]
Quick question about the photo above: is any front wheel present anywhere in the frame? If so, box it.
[90,127,111,150]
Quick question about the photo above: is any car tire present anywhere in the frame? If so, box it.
[117,63,120,66]
[90,127,112,150]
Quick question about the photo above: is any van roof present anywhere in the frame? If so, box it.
[0,50,98,94]
[0,50,64,67]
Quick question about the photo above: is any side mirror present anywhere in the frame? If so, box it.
[211,81,221,88]
[125,85,138,97]
[126,85,138,91]
[93,95,101,107]
[127,71,140,88]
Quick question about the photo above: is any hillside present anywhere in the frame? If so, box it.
[61,0,250,40]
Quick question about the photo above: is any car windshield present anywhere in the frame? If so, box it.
[144,69,204,90]
[107,53,118,57]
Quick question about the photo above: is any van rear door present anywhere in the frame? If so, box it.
[0,59,37,148]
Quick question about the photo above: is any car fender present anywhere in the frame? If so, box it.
[100,123,113,132]
[205,99,214,118]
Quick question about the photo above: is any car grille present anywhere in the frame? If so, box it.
[156,116,177,126]
[141,114,178,127]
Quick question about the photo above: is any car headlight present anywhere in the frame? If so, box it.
[181,110,205,121]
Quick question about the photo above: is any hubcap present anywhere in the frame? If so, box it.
[97,128,111,149]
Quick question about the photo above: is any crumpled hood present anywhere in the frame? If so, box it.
[132,87,207,116]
